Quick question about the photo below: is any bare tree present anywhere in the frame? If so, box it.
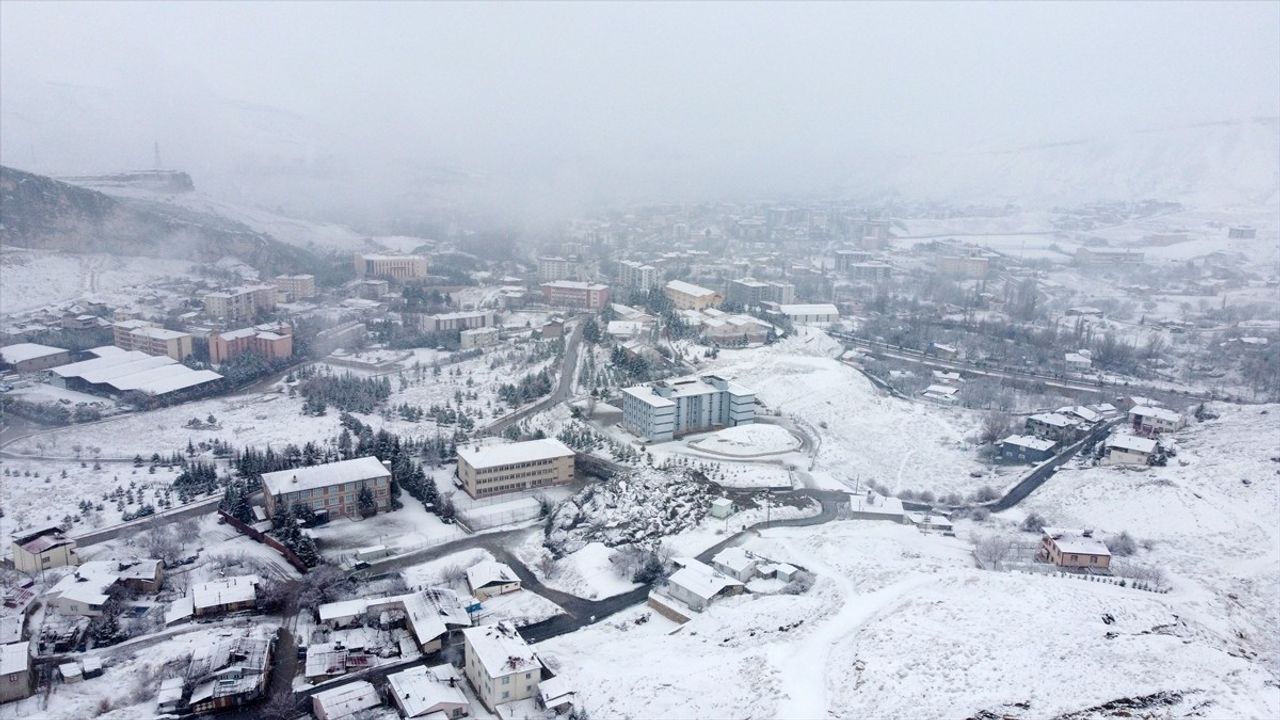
[438,563,467,588]
[978,412,1012,445]
[972,533,1015,570]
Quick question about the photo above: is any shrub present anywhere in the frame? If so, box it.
[1020,512,1047,533]
[1107,531,1138,556]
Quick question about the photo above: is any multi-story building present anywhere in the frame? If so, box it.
[460,326,500,350]
[0,642,32,704]
[462,622,545,712]
[260,456,392,520]
[208,326,293,365]
[11,526,79,574]
[353,279,391,299]
[353,253,430,280]
[203,286,277,323]
[456,439,576,498]
[834,250,872,271]
[540,281,610,310]
[848,262,892,282]
[768,303,840,326]
[621,375,755,442]
[1038,527,1111,570]
[617,260,658,291]
[412,310,495,333]
[663,280,722,310]
[726,278,769,307]
[935,254,990,279]
[0,343,72,373]
[537,256,575,283]
[112,320,194,361]
[764,281,795,305]
[1128,406,1184,435]
[273,274,317,300]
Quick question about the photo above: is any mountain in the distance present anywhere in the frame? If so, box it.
[0,165,322,274]
[844,116,1280,210]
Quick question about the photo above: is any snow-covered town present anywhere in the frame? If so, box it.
[2,4,1279,720]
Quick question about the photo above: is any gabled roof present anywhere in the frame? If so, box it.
[467,560,519,591]
[711,547,756,575]
[1106,434,1157,454]
[667,558,744,601]
[261,456,389,496]
[462,621,540,678]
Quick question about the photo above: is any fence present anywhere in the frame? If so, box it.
[217,510,311,574]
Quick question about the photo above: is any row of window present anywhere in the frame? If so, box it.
[474,457,559,475]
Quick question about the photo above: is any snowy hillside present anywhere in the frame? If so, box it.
[847,117,1280,209]
[0,248,194,315]
[703,330,987,494]
[1016,403,1280,677]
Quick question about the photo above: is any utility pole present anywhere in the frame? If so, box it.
[154,140,162,170]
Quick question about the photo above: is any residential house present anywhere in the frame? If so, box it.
[921,385,958,403]
[0,641,32,704]
[260,456,393,520]
[1101,435,1157,466]
[662,558,745,612]
[312,680,381,720]
[388,663,471,718]
[11,527,79,575]
[1129,406,1184,435]
[467,561,522,600]
[184,632,274,714]
[462,621,545,711]
[998,435,1057,463]
[710,547,757,583]
[538,675,576,714]
[316,592,448,654]
[1039,528,1112,571]
[1025,413,1082,443]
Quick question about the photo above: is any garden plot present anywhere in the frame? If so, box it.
[309,500,465,562]
[704,331,987,496]
[399,548,495,591]
[540,520,1279,720]
[474,589,565,626]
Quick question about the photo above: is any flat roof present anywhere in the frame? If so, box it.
[191,574,259,610]
[261,456,389,496]
[313,680,380,718]
[130,326,190,341]
[665,279,717,297]
[457,439,574,470]
[1107,434,1157,454]
[1001,435,1056,451]
[778,303,839,316]
[541,280,608,291]
[1130,405,1181,423]
[0,343,68,365]
[621,385,676,409]
[467,560,519,590]
[0,641,30,676]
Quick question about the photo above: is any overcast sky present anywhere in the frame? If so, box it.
[2,1,1277,220]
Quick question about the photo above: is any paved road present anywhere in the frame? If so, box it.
[988,419,1120,512]
[483,315,586,436]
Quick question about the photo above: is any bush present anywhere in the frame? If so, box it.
[972,486,999,503]
[1107,531,1138,556]
[1020,512,1047,534]
[969,507,990,522]
[779,570,816,595]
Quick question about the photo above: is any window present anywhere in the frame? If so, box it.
[525,672,532,679]
[503,691,510,700]
[502,676,510,685]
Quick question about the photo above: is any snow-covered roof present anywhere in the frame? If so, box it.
[318,592,447,648]
[777,303,839,317]
[48,562,118,608]
[387,664,469,718]
[539,675,575,706]
[1059,406,1101,423]
[541,280,608,291]
[1129,405,1181,423]
[0,641,30,676]
[1064,352,1092,365]
[0,343,68,365]
[922,384,958,397]
[467,560,519,591]
[457,439,574,470]
[1107,435,1157,454]
[190,575,259,610]
[1028,412,1076,428]
[261,456,389,496]
[621,385,676,409]
[0,616,23,645]
[667,558,744,601]
[462,621,540,678]
[1042,527,1111,556]
[711,547,756,575]
[710,497,734,509]
[50,350,155,378]
[1000,435,1056,451]
[664,279,718,297]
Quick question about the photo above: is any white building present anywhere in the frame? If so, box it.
[312,681,381,720]
[460,326,500,350]
[617,260,659,291]
[1128,406,1184,435]
[621,375,755,443]
[662,558,745,612]
[1102,435,1157,466]
[388,664,471,718]
[462,621,544,711]
[710,547,757,582]
[772,303,840,326]
[466,561,522,600]
[456,439,576,499]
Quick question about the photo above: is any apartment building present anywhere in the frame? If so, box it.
[11,526,79,574]
[621,375,755,442]
[112,320,194,361]
[726,277,769,307]
[273,274,317,300]
[764,281,795,305]
[460,326,500,350]
[208,326,293,365]
[848,262,892,282]
[768,303,840,326]
[537,256,575,283]
[353,253,430,279]
[203,286,277,323]
[1075,247,1144,266]
[462,622,545,712]
[663,280,722,310]
[456,439,576,498]
[935,254,990,279]
[260,456,392,520]
[617,260,659,291]
[834,249,872,271]
[412,310,495,333]
[540,281,610,310]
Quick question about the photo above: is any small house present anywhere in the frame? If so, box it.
[1039,527,1111,571]
[0,642,32,703]
[538,675,575,714]
[156,677,185,714]
[466,561,521,600]
[708,498,735,519]
[1128,406,1184,435]
[710,547,758,583]
[11,526,78,574]
[1101,435,1157,466]
[1024,413,1082,443]
[387,663,471,718]
[663,558,745,612]
[998,435,1056,463]
[313,680,382,720]
[921,385,958,403]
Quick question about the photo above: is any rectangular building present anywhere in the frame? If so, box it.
[353,253,430,280]
[208,326,293,365]
[621,375,754,442]
[112,321,194,361]
[764,281,795,305]
[1039,528,1111,570]
[537,256,575,283]
[273,274,316,301]
[413,310,495,334]
[456,439,575,498]
[617,260,658,291]
[772,303,839,326]
[540,281,610,310]
[0,343,71,373]
[1128,406,1184,435]
[726,278,769,307]
[260,456,392,520]
[1075,247,1144,266]
[460,326,500,350]
[462,622,544,712]
[203,286,277,323]
[664,280,722,310]
[0,641,32,704]
[11,527,78,574]
[848,262,892,282]
[935,255,990,279]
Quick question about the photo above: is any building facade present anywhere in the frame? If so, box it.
[208,326,293,365]
[460,327,500,350]
[537,257,575,283]
[664,280,722,310]
[413,310,495,333]
[456,439,576,498]
[203,286,277,323]
[11,527,79,574]
[1039,528,1112,570]
[112,321,194,361]
[540,281,610,310]
[353,253,430,279]
[273,274,317,300]
[1075,247,1144,266]
[0,343,71,373]
[617,260,658,291]
[726,278,769,307]
[935,255,990,279]
[462,622,544,712]
[260,456,392,520]
[621,375,755,442]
